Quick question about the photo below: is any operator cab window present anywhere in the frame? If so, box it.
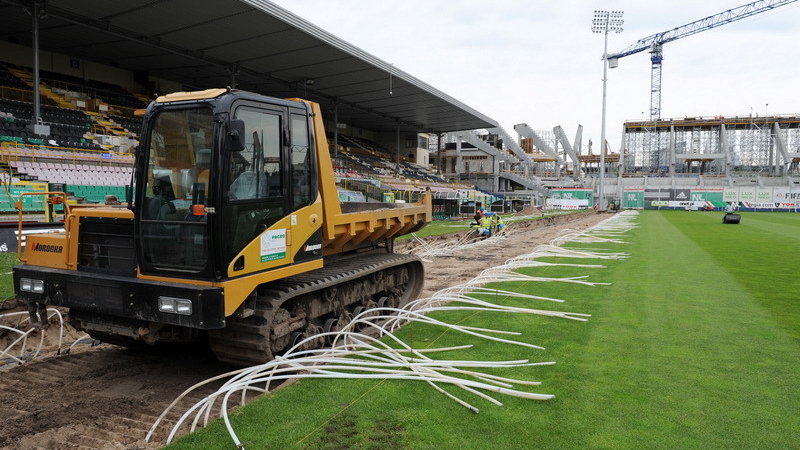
[223,106,286,264]
[290,114,312,209]
[140,107,213,274]
[143,108,213,221]
[228,108,282,200]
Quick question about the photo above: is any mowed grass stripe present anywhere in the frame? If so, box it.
[169,211,800,449]
[663,211,800,343]
[730,213,800,243]
[568,211,800,448]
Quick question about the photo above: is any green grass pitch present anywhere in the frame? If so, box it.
[145,211,800,447]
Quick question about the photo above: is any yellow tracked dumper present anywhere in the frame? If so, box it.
[13,89,430,366]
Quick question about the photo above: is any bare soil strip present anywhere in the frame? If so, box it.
[0,211,606,449]
[398,212,607,298]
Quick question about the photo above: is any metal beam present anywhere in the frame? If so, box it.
[31,0,40,126]
[489,126,534,166]
[608,0,798,60]
[720,123,731,177]
[513,124,564,162]
[436,133,442,175]
[395,124,401,174]
[553,125,581,177]
[669,125,676,176]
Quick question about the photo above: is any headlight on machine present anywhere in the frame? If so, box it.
[158,296,192,316]
[19,278,44,293]
[20,278,32,292]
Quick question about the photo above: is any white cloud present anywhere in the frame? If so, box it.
[270,0,800,151]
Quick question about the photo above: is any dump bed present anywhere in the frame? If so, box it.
[322,194,431,254]
[302,99,433,255]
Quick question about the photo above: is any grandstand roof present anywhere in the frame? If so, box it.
[0,0,498,133]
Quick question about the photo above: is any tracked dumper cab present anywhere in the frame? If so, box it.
[13,89,430,366]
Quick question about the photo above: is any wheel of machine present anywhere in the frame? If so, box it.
[377,296,388,309]
[352,305,366,322]
[323,318,339,345]
[323,318,338,333]
[288,332,305,352]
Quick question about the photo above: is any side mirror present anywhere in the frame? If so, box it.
[225,119,245,152]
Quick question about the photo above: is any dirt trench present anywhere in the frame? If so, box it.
[0,211,608,449]
[398,212,607,298]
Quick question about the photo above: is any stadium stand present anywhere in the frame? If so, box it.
[336,134,388,153]
[0,62,136,217]
[330,146,465,204]
[0,64,30,91]
[107,114,142,135]
[3,63,147,110]
[9,161,131,186]
[0,55,473,218]
[0,99,101,150]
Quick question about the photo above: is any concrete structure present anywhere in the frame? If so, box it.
[622,115,800,177]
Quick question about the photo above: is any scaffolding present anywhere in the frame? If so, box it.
[622,115,800,176]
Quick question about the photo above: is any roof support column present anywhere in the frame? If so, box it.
[492,154,500,192]
[333,103,339,159]
[395,124,401,174]
[436,133,442,175]
[619,122,626,176]
[668,125,676,177]
[455,136,463,176]
[31,0,41,127]
[228,65,239,89]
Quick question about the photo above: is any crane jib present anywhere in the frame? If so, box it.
[606,0,798,61]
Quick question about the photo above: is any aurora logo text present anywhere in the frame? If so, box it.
[33,243,63,253]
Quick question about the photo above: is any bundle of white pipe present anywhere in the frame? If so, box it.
[149,210,640,448]
[0,308,64,365]
[410,221,517,260]
[409,207,596,261]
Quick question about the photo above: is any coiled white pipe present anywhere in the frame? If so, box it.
[0,308,64,364]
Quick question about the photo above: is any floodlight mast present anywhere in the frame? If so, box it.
[607,0,798,120]
[592,10,623,212]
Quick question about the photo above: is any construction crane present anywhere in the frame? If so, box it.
[607,0,798,120]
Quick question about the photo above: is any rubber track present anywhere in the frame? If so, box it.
[209,252,424,366]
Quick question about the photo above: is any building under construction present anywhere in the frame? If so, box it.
[621,115,800,176]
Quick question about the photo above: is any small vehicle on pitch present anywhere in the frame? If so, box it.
[13,88,431,366]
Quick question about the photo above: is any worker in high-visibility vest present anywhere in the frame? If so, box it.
[479,215,493,238]
[493,214,505,233]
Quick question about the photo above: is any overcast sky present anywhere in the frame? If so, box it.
[271,0,800,152]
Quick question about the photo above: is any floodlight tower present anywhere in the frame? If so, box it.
[592,10,623,211]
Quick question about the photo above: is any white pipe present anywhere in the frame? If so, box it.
[153,210,641,447]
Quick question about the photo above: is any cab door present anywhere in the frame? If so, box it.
[217,100,323,279]
[219,102,289,273]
